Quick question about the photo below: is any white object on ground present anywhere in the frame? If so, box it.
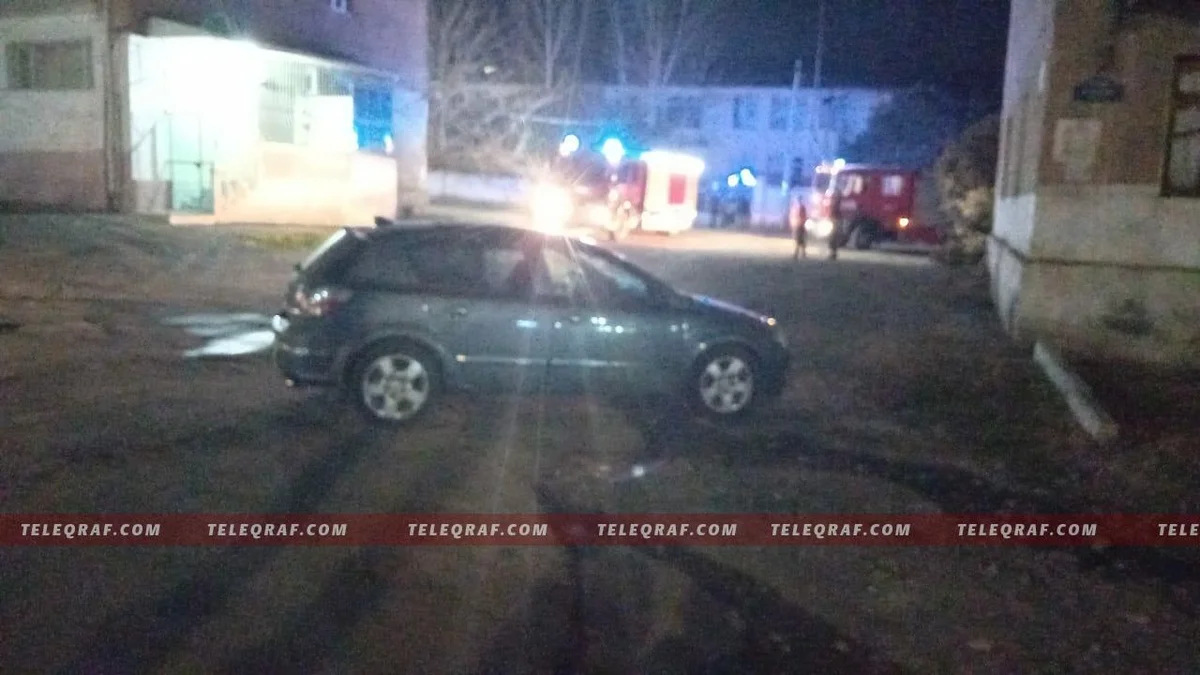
[1033,341,1119,443]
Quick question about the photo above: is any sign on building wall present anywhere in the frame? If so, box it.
[1053,118,1103,183]
[1072,74,1124,103]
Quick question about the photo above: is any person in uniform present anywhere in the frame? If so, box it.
[790,202,807,261]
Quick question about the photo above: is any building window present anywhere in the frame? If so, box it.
[732,96,758,130]
[6,40,93,90]
[330,0,351,14]
[765,152,786,184]
[1164,55,1200,197]
[791,100,809,131]
[882,175,906,196]
[769,96,790,131]
[666,96,702,129]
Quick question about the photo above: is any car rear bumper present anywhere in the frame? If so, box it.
[273,314,338,386]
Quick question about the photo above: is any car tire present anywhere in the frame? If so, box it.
[689,345,760,423]
[349,340,442,427]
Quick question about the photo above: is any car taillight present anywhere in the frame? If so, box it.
[292,286,353,317]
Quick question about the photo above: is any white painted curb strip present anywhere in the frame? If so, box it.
[1033,341,1119,443]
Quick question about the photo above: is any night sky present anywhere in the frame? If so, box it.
[711,0,1011,99]
[578,0,1011,107]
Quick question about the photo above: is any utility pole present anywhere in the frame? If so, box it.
[811,0,828,162]
[791,58,802,185]
[813,0,825,89]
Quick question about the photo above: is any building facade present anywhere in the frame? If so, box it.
[562,84,889,226]
[991,0,1200,367]
[0,0,428,224]
[576,84,888,189]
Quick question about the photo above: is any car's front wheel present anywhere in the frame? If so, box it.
[350,341,441,426]
[690,346,758,422]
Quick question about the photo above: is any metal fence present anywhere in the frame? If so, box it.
[258,55,394,153]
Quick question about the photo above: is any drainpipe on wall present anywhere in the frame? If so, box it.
[100,0,116,212]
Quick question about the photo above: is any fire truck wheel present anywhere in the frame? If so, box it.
[850,220,877,250]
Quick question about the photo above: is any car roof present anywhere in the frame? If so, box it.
[353,221,599,247]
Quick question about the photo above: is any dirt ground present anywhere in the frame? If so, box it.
[2,214,1199,674]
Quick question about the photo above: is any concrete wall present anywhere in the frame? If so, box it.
[426,172,530,207]
[213,142,397,226]
[990,0,1200,366]
[0,9,108,210]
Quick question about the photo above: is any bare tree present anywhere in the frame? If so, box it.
[428,0,567,173]
[516,0,594,89]
[607,0,723,88]
[606,0,723,133]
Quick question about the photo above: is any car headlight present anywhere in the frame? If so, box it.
[531,183,574,232]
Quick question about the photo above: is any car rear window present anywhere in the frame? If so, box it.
[299,228,364,282]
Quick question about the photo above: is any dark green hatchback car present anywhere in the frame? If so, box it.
[273,222,790,426]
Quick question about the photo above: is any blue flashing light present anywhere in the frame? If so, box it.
[559,134,581,156]
[602,138,626,166]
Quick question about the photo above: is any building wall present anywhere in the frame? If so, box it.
[585,84,888,188]
[990,0,1200,366]
[111,0,429,214]
[0,7,109,210]
[110,0,426,80]
[124,32,400,226]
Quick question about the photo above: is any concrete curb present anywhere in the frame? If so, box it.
[1033,341,1119,443]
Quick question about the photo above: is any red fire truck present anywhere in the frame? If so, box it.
[606,150,705,239]
[789,161,944,249]
[531,141,705,240]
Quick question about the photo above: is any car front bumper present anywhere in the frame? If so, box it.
[759,349,790,397]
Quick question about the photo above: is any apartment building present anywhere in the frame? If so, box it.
[990,0,1200,366]
[579,84,890,189]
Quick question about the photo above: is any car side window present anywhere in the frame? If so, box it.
[482,245,537,300]
[534,245,585,303]
[343,234,484,297]
[572,248,653,309]
[341,236,420,289]
[410,239,484,297]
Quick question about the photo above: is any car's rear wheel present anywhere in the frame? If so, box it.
[690,346,758,422]
[350,341,441,426]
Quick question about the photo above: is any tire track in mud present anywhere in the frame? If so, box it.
[56,412,394,675]
[492,483,910,675]
[687,426,1200,620]
[209,399,522,674]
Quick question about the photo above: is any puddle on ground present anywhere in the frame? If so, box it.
[164,312,275,358]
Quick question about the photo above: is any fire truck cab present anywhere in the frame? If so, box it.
[789,162,943,249]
